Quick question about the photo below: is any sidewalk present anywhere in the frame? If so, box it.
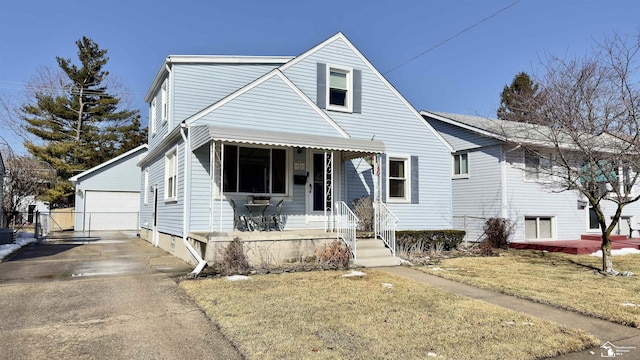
[379,266,640,359]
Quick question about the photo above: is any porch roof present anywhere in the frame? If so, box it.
[191,125,385,159]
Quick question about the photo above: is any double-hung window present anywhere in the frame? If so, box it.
[165,148,178,201]
[453,153,468,178]
[388,156,410,202]
[161,80,168,123]
[150,99,157,135]
[223,145,287,194]
[328,67,351,111]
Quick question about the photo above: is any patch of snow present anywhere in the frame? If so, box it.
[521,321,535,326]
[0,236,36,261]
[226,275,250,281]
[504,321,516,326]
[430,267,443,271]
[621,303,638,307]
[590,248,640,257]
[342,270,366,278]
[427,352,437,357]
[381,283,393,289]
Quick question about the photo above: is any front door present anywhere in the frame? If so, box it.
[306,151,340,229]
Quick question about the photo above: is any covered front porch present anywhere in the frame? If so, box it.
[186,125,398,264]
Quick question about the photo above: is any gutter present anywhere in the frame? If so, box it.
[180,123,207,275]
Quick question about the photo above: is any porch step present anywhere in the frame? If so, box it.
[352,238,400,268]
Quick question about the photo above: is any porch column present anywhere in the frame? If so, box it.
[324,151,334,232]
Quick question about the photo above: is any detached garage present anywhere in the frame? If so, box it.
[70,145,148,232]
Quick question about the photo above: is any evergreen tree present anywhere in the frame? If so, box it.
[20,37,146,208]
[497,72,543,123]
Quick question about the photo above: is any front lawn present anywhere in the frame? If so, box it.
[181,270,597,360]
[418,250,640,327]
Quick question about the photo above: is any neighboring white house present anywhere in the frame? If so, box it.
[69,145,148,232]
[422,111,640,243]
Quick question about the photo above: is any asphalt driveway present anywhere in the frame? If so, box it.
[0,231,242,360]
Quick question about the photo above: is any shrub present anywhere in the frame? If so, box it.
[352,196,374,232]
[395,230,466,252]
[316,240,351,269]
[221,237,251,274]
[481,217,513,249]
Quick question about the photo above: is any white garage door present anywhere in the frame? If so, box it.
[84,191,140,231]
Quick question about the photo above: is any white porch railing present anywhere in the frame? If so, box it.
[335,201,358,259]
[374,201,398,257]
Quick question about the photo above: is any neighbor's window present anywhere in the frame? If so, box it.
[524,150,551,181]
[223,145,287,194]
[525,216,553,240]
[328,66,352,112]
[453,153,468,177]
[588,207,599,230]
[388,157,410,202]
[617,166,635,196]
[165,148,178,201]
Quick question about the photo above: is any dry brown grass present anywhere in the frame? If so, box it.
[180,270,597,360]
[419,250,640,327]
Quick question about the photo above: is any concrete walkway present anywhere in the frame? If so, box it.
[0,232,243,360]
[379,266,640,359]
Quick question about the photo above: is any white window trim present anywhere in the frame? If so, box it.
[164,147,178,202]
[386,154,411,203]
[326,64,353,113]
[161,80,168,124]
[524,216,555,240]
[150,98,157,136]
[452,152,469,179]
[143,168,149,205]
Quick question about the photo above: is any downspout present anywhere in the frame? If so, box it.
[180,123,207,275]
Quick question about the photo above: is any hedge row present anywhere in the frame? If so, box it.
[395,230,466,251]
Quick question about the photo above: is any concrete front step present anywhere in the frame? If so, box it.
[353,256,402,268]
[352,237,399,267]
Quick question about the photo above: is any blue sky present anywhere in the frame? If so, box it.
[1,0,639,153]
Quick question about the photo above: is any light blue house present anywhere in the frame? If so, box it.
[421,111,640,243]
[138,33,453,272]
[70,144,148,232]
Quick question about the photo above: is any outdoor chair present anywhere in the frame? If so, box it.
[271,199,286,231]
[627,218,640,238]
[230,199,249,231]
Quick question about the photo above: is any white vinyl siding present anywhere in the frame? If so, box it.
[144,168,149,205]
[284,36,452,229]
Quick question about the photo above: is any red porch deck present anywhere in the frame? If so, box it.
[509,234,640,255]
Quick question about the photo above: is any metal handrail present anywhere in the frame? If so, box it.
[335,201,358,259]
[374,201,398,257]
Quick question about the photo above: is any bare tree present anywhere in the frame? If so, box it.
[497,32,640,274]
[1,143,55,228]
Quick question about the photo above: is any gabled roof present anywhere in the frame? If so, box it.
[280,32,453,152]
[184,69,349,138]
[421,110,631,153]
[144,55,293,102]
[69,144,148,183]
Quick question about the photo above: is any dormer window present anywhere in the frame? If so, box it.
[329,68,351,110]
[316,63,361,113]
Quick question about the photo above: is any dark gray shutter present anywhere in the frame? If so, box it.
[411,156,419,204]
[317,63,326,109]
[353,69,362,113]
